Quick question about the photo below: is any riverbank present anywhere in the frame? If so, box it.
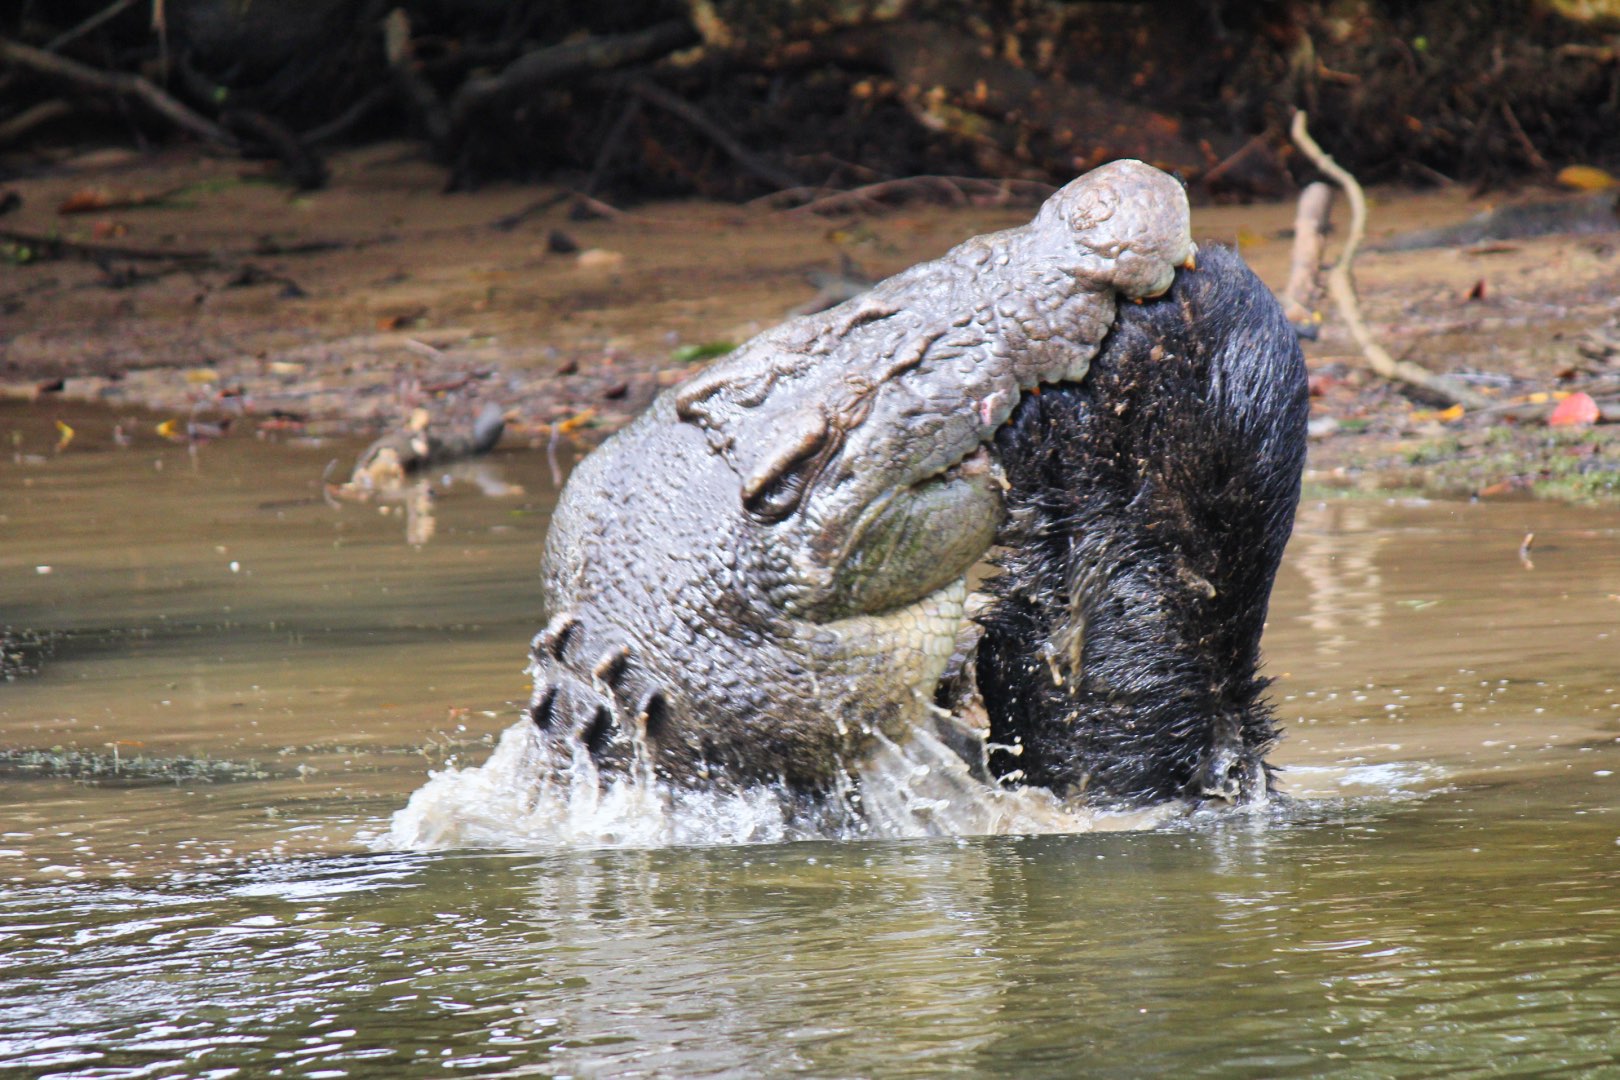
[4,144,1618,500]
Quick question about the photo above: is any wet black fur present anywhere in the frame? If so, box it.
[974,245,1309,804]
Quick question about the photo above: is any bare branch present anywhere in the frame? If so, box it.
[0,36,235,148]
[1290,110,1493,410]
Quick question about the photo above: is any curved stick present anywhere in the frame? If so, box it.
[1290,111,1492,409]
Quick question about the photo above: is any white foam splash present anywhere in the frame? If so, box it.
[385,719,1175,851]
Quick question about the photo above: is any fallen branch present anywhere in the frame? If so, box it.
[0,227,212,264]
[0,227,387,267]
[0,99,73,146]
[1289,111,1494,410]
[767,175,1055,215]
[0,37,235,149]
[625,78,801,193]
[221,109,328,190]
[450,20,699,126]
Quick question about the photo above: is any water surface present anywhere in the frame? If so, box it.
[3,402,1618,1077]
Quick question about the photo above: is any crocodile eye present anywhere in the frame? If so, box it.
[741,411,833,522]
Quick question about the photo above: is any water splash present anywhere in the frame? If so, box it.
[386,718,1177,851]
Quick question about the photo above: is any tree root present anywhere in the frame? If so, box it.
[0,36,235,149]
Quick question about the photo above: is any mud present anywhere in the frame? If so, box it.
[3,144,1619,497]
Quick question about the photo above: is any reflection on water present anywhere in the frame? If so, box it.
[1288,501,1389,660]
[4,785,1617,1078]
[3,401,1620,1077]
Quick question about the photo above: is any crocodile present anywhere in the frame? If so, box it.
[526,159,1306,808]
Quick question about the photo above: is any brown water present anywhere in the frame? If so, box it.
[3,401,1619,1078]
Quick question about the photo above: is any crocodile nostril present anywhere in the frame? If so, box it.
[529,686,558,729]
[582,704,615,757]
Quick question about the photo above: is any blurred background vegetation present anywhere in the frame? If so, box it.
[6,0,1620,200]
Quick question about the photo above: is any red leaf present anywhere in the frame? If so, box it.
[1548,391,1600,427]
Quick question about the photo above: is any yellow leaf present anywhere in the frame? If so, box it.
[555,407,598,435]
[156,418,180,439]
[54,420,74,451]
[183,368,220,384]
[1437,403,1465,423]
[1556,164,1618,191]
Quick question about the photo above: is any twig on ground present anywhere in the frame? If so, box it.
[767,175,1055,215]
[301,86,394,146]
[0,99,73,146]
[222,110,328,190]
[0,37,235,149]
[1499,102,1550,173]
[490,192,571,232]
[0,227,212,264]
[1289,111,1494,410]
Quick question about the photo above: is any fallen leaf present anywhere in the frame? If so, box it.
[1307,373,1340,397]
[377,310,425,331]
[54,420,74,451]
[183,367,220,384]
[1477,477,1532,498]
[1409,403,1465,423]
[1548,391,1600,427]
[57,186,176,214]
[1556,164,1618,191]
[671,341,736,364]
[554,407,598,434]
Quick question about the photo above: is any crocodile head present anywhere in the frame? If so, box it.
[528,160,1195,792]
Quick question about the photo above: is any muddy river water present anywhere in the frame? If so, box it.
[3,400,1618,1077]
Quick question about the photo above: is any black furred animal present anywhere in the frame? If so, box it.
[973,244,1309,805]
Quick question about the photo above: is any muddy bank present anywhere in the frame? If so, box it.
[3,145,1618,499]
